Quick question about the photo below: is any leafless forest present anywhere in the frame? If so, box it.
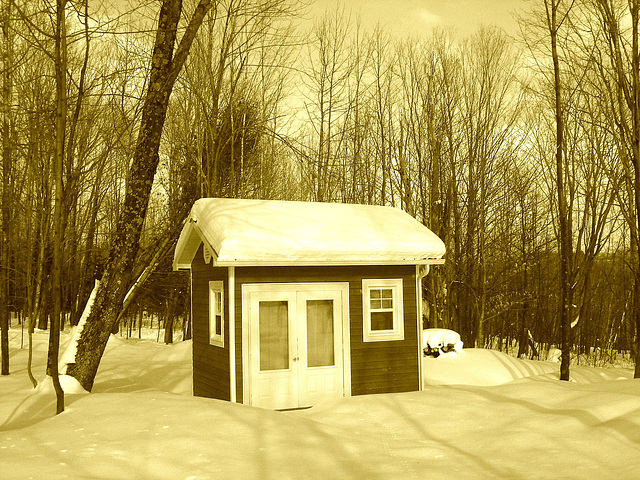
[2,0,640,381]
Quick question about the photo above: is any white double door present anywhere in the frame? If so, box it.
[245,283,348,410]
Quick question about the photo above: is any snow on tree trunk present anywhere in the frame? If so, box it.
[59,280,99,374]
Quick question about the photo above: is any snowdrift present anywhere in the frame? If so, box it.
[1,329,639,479]
[422,347,633,386]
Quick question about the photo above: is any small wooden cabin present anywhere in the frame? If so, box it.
[173,198,445,409]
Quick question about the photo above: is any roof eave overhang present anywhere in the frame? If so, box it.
[175,257,445,270]
[172,219,218,271]
[174,262,193,271]
[211,257,446,267]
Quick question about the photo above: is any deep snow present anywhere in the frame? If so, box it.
[1,328,639,479]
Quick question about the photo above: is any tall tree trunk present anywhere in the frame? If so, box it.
[546,0,573,381]
[630,0,640,379]
[518,213,530,358]
[0,0,11,376]
[66,0,213,392]
[634,261,640,377]
[64,3,89,326]
[594,0,640,377]
[164,289,179,344]
[48,0,67,414]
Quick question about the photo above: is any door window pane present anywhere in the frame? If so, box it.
[259,301,289,371]
[306,300,335,367]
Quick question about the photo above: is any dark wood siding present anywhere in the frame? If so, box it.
[191,244,230,401]
[348,266,419,395]
[234,265,420,398]
[233,273,243,403]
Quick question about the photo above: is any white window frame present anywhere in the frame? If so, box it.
[362,278,404,342]
[209,281,224,347]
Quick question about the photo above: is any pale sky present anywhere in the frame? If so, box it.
[105,1,529,39]
[306,0,529,38]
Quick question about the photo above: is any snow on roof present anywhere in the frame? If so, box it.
[173,198,446,269]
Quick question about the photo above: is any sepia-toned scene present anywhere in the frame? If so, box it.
[1,0,639,478]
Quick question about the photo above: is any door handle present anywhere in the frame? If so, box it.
[292,357,299,362]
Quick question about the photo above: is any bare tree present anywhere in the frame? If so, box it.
[394,32,458,328]
[542,0,574,380]
[66,0,214,392]
[0,0,12,376]
[586,0,640,376]
[451,27,522,347]
[300,6,353,202]
[177,0,297,200]
[47,0,67,413]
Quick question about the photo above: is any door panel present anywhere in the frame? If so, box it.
[249,291,297,410]
[297,290,343,408]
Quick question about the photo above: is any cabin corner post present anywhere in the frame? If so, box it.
[416,265,422,391]
[341,281,352,399]
[241,283,250,406]
[228,266,236,402]
[190,268,194,396]
[416,264,430,392]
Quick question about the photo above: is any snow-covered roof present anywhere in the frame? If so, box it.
[173,198,446,269]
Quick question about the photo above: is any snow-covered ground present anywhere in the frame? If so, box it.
[1,328,639,479]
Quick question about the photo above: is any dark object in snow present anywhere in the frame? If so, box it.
[424,344,459,357]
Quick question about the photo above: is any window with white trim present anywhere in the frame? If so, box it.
[362,279,404,342]
[209,281,224,347]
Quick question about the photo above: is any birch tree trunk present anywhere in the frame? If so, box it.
[66,0,213,392]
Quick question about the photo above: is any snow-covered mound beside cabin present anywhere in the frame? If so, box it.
[423,328,463,356]
[423,347,633,386]
[1,328,639,479]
